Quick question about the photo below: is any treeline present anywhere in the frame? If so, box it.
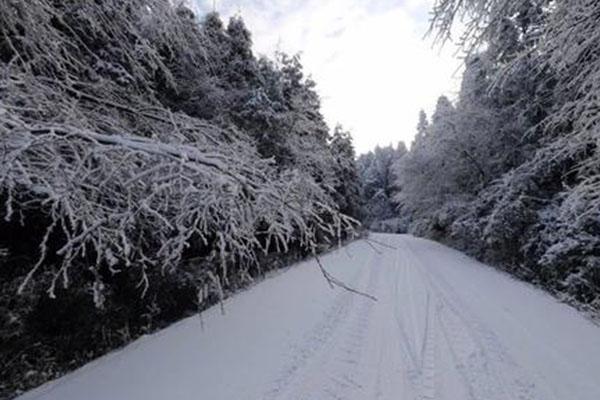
[0,1,360,397]
[375,0,600,315]
[357,143,407,232]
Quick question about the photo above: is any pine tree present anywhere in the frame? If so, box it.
[412,110,429,149]
[330,126,362,220]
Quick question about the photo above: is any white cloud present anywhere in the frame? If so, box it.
[195,0,463,153]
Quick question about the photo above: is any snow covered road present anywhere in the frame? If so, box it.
[18,234,600,400]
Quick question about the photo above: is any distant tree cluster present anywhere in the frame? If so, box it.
[0,1,360,397]
[393,0,600,316]
[357,143,407,232]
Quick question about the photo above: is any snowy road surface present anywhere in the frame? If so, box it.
[18,234,600,400]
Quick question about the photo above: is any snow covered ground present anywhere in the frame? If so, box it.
[17,234,600,400]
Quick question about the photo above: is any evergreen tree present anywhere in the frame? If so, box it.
[412,110,429,149]
[330,126,362,220]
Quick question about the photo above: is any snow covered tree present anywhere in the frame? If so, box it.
[330,125,362,221]
[391,0,600,312]
[358,143,407,230]
[0,3,361,396]
[411,110,429,149]
[225,16,258,88]
[0,0,360,307]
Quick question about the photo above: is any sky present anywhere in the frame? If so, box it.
[192,0,463,154]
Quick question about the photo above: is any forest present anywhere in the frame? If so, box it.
[0,1,361,397]
[363,0,600,318]
[2,0,600,399]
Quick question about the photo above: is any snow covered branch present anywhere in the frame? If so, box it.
[0,0,359,306]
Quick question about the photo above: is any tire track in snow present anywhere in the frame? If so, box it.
[392,239,439,400]
[404,239,547,400]
[261,251,381,400]
[263,235,558,400]
[420,291,437,399]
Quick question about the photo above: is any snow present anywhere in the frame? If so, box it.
[17,234,600,400]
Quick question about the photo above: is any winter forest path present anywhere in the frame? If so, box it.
[17,234,600,400]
